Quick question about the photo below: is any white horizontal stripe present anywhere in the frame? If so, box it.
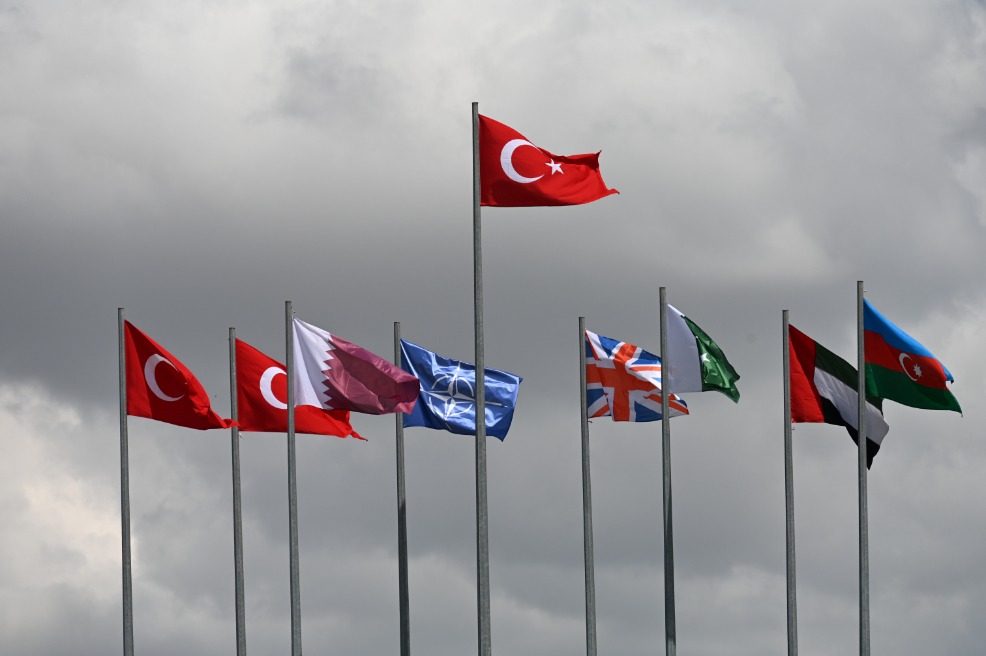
[814,368,889,445]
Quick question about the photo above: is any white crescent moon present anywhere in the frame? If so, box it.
[144,354,185,402]
[260,366,288,409]
[500,139,544,184]
[899,353,920,381]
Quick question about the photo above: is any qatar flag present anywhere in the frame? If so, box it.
[292,318,419,415]
[235,339,362,439]
[124,321,232,430]
[479,114,618,207]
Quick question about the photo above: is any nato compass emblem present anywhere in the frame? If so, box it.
[424,364,476,421]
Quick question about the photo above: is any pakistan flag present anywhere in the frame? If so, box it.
[664,305,741,402]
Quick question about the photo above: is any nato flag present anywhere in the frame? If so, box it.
[400,339,522,440]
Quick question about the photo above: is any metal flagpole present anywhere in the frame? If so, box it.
[659,288,676,656]
[118,308,135,656]
[472,100,492,656]
[782,311,798,656]
[229,328,248,656]
[578,317,597,656]
[856,282,870,656]
[286,301,303,655]
[394,322,411,656]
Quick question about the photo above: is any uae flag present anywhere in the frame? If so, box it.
[789,324,889,468]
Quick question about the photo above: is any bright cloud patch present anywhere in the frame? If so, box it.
[0,384,120,647]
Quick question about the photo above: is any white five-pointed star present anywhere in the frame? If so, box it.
[546,159,563,175]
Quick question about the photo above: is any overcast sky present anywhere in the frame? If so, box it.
[2,0,986,654]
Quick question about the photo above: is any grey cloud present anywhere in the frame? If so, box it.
[2,0,986,654]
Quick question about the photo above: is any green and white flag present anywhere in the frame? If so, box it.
[665,305,740,402]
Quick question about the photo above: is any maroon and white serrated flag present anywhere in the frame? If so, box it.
[292,317,419,415]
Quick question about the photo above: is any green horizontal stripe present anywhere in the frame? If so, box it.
[866,365,961,413]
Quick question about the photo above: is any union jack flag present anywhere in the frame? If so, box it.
[585,330,689,422]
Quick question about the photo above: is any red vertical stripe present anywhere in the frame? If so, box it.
[788,325,825,423]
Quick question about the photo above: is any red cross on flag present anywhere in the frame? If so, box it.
[585,329,689,422]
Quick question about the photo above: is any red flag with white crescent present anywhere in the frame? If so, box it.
[124,321,232,430]
[479,114,618,207]
[235,339,363,439]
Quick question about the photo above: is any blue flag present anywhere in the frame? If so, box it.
[400,339,522,440]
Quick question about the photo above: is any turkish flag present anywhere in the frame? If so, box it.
[124,321,232,430]
[236,339,363,439]
[479,114,618,207]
